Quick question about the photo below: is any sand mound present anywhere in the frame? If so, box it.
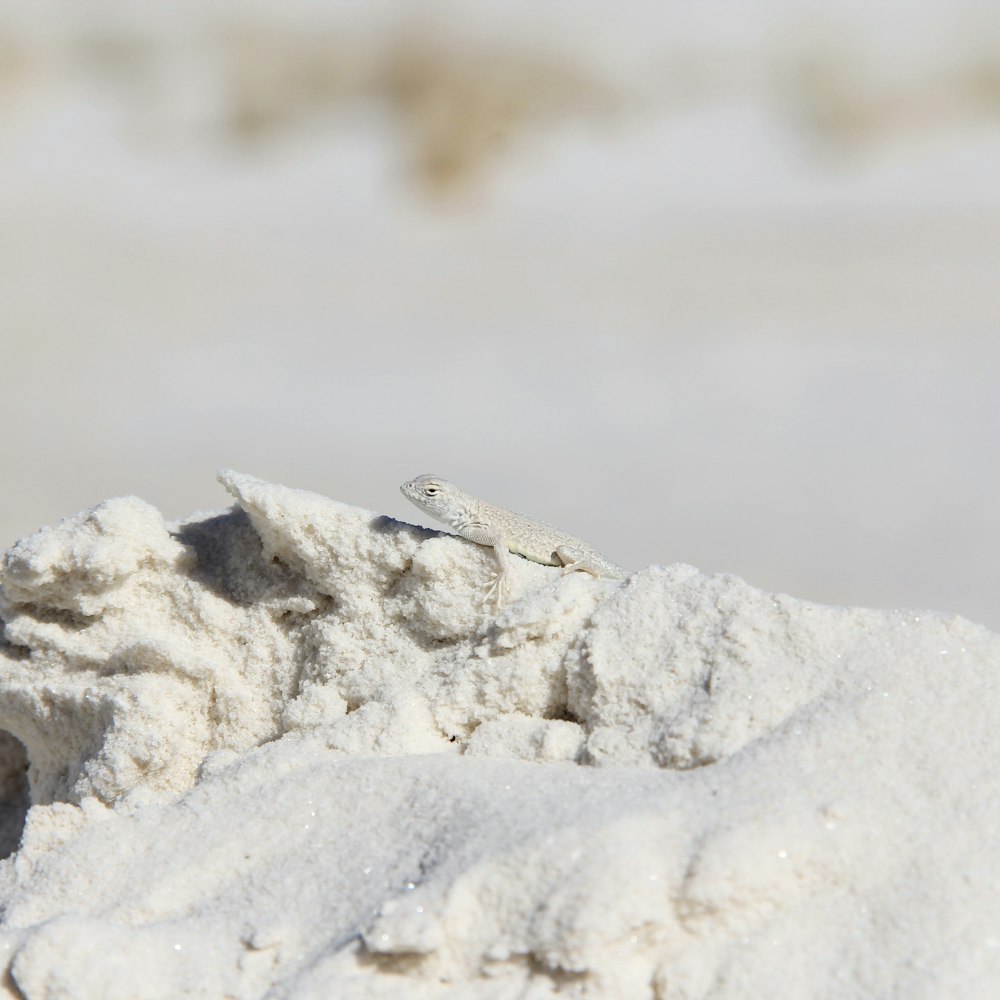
[0,472,997,998]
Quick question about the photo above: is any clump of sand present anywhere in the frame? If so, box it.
[0,471,996,998]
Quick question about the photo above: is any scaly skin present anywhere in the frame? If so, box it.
[400,474,625,604]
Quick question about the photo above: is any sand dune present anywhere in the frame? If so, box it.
[0,472,997,997]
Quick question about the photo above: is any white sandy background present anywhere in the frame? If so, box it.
[3,8,1000,996]
[1,2,999,622]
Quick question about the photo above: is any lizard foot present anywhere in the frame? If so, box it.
[555,545,602,578]
[484,570,509,608]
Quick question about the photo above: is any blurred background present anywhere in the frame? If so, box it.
[1,1,998,627]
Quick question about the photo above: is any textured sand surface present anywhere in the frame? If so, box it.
[0,473,997,998]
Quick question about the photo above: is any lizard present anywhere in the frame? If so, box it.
[400,474,626,604]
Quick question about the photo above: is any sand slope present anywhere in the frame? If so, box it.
[0,472,997,998]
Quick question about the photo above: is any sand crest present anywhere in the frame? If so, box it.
[0,472,997,998]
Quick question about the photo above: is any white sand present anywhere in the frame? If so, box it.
[0,471,998,998]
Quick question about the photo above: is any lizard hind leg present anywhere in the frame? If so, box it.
[555,544,603,578]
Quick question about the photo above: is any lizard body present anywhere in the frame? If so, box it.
[400,474,625,603]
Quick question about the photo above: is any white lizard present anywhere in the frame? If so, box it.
[400,474,626,603]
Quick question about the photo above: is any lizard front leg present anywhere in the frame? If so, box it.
[459,521,513,605]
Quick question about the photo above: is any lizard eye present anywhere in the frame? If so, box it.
[424,485,439,496]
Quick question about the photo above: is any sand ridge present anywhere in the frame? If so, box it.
[0,471,997,997]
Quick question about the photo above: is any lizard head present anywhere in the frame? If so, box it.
[400,474,456,519]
